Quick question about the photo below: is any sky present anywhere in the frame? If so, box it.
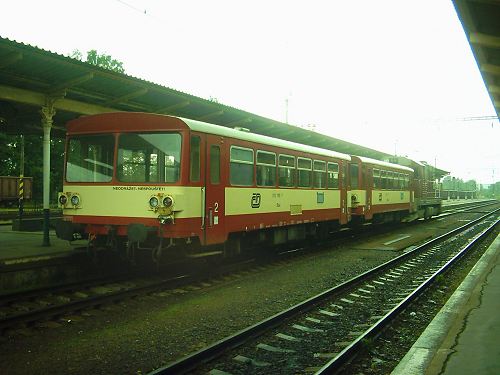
[1,0,499,183]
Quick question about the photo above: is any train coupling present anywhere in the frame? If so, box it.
[158,214,174,225]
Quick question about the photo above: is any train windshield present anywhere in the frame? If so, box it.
[117,132,181,183]
[66,135,114,182]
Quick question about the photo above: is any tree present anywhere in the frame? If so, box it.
[0,133,65,204]
[70,49,125,73]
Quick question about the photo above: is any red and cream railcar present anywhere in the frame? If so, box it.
[347,155,414,224]
[56,112,351,260]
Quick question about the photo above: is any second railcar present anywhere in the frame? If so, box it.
[348,156,414,224]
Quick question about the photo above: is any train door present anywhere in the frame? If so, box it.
[203,134,226,245]
[340,161,348,224]
[365,166,373,220]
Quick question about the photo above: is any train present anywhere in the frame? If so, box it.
[55,112,442,262]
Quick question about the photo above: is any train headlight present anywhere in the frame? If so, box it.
[163,196,174,207]
[149,196,159,208]
[59,194,68,206]
[70,194,80,206]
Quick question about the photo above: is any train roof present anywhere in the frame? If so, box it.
[353,155,414,173]
[67,113,351,161]
[181,117,352,161]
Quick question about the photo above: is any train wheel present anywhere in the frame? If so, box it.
[126,242,137,265]
[224,236,241,258]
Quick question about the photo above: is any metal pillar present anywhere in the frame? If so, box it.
[41,102,56,246]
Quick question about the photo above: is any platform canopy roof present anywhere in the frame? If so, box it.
[0,36,395,162]
[453,0,500,119]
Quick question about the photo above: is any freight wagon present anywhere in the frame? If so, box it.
[0,176,32,206]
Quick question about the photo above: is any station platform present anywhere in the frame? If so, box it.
[0,225,84,265]
[441,198,494,207]
[392,233,500,375]
[0,225,91,294]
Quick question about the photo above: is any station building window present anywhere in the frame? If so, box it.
[256,150,276,187]
[230,146,254,186]
[313,160,326,188]
[327,162,339,189]
[297,157,312,188]
[278,154,295,187]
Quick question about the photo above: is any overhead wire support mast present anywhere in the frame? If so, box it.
[457,115,499,121]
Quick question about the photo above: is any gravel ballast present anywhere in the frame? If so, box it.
[0,213,492,375]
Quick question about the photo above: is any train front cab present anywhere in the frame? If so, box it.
[55,114,212,263]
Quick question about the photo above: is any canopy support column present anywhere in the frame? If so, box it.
[41,101,56,246]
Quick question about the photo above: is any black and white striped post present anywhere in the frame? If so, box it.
[18,175,24,217]
[18,133,24,221]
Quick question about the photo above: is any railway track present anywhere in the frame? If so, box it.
[0,265,206,333]
[0,209,62,222]
[148,208,499,374]
[0,201,497,336]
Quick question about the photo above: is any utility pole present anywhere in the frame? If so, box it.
[285,97,289,124]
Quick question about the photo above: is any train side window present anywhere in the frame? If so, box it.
[230,146,254,186]
[388,171,394,189]
[327,162,339,189]
[190,136,200,182]
[373,169,380,189]
[256,150,276,187]
[350,163,359,189]
[278,154,295,187]
[297,157,312,188]
[313,160,326,188]
[381,170,387,189]
[210,145,220,184]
